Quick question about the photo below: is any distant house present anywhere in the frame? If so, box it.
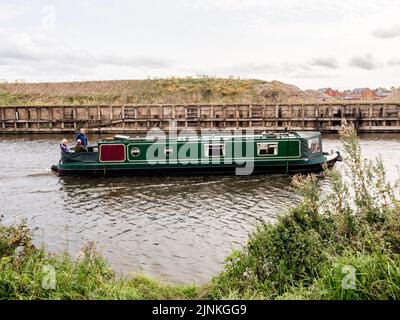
[318,88,329,93]
[352,88,377,100]
[343,90,355,100]
[318,87,342,98]
[374,87,392,99]
[319,87,390,101]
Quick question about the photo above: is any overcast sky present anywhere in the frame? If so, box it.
[0,0,400,89]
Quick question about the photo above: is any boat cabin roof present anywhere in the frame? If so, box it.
[100,131,321,144]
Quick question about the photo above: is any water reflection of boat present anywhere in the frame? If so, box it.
[51,131,342,176]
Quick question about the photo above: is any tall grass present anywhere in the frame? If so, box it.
[0,221,201,300]
[210,124,400,300]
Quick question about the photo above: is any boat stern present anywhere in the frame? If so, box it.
[51,164,59,175]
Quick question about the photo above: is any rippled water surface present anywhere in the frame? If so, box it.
[1,133,400,284]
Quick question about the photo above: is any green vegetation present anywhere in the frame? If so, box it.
[0,222,201,299]
[1,124,400,300]
[0,91,27,105]
[210,124,400,299]
[0,77,325,105]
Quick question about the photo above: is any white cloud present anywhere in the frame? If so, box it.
[387,59,400,66]
[311,57,339,69]
[0,0,399,88]
[0,2,31,21]
[186,0,396,17]
[349,54,377,70]
[372,25,400,39]
[0,29,174,79]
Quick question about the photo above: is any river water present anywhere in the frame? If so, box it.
[1,133,400,284]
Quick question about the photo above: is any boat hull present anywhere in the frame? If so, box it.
[52,152,342,176]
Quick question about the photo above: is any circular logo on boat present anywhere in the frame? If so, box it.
[131,147,140,158]
[164,147,173,156]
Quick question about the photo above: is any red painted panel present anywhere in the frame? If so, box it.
[100,144,125,162]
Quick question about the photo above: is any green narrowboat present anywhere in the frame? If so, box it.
[51,131,342,176]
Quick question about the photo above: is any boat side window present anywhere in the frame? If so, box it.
[205,144,225,157]
[164,146,173,156]
[257,143,278,156]
[131,147,140,157]
[308,138,321,153]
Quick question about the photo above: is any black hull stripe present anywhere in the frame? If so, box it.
[54,160,338,176]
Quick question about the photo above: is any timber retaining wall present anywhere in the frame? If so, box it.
[1,103,400,133]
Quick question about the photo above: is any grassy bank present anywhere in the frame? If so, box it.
[1,124,400,300]
[0,223,202,299]
[0,77,327,105]
[210,124,400,299]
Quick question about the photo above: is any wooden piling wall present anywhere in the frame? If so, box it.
[1,102,400,133]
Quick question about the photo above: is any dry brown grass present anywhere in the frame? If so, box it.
[0,77,330,105]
